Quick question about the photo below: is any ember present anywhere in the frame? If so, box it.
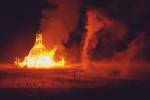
[14,33,65,68]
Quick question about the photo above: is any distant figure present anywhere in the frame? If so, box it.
[73,71,79,80]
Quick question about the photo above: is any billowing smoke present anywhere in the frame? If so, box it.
[79,1,150,79]
[40,0,149,66]
[115,33,145,62]
[39,0,150,79]
[40,0,83,50]
[81,8,128,68]
[81,9,104,68]
[83,0,150,63]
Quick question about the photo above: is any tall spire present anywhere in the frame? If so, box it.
[35,33,42,45]
[33,33,45,49]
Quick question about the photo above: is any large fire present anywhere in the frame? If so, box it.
[15,33,65,68]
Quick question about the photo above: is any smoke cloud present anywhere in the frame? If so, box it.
[39,0,149,69]
[40,0,83,50]
[115,33,145,62]
[81,8,129,67]
[79,0,150,79]
[81,8,104,68]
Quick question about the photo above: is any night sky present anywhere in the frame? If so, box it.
[0,0,150,63]
[0,0,46,62]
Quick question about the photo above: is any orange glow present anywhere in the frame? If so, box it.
[15,33,65,68]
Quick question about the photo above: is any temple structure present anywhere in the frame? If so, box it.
[15,33,65,68]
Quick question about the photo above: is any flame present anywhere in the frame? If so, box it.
[15,33,65,68]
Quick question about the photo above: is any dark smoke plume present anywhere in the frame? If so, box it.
[83,0,150,62]
[40,0,84,51]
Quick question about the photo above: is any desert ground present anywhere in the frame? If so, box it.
[0,63,150,100]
